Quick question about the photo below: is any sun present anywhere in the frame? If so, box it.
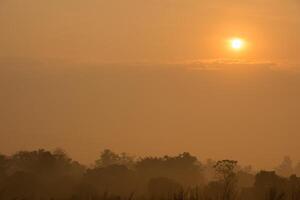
[230,38,245,51]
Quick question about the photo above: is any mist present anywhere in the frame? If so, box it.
[1,61,300,168]
[1,0,300,199]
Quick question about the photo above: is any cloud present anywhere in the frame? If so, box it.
[1,56,299,74]
[177,59,297,72]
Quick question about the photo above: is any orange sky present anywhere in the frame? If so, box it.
[1,0,300,169]
[1,0,300,63]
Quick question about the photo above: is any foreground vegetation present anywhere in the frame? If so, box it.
[0,149,299,200]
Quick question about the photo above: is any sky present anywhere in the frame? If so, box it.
[1,0,300,169]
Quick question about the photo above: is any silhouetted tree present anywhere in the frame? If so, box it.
[136,152,203,186]
[0,149,85,200]
[95,149,134,168]
[1,149,300,200]
[214,160,238,200]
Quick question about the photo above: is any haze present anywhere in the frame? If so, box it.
[1,0,300,169]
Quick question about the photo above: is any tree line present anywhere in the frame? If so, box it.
[0,149,299,200]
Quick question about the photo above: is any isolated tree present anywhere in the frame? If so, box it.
[214,160,238,200]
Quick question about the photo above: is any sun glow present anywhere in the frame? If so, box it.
[230,38,245,51]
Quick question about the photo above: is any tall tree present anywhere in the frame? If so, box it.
[214,160,238,200]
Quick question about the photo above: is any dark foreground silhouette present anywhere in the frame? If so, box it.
[0,149,299,200]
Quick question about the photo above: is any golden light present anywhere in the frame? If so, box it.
[230,38,245,51]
